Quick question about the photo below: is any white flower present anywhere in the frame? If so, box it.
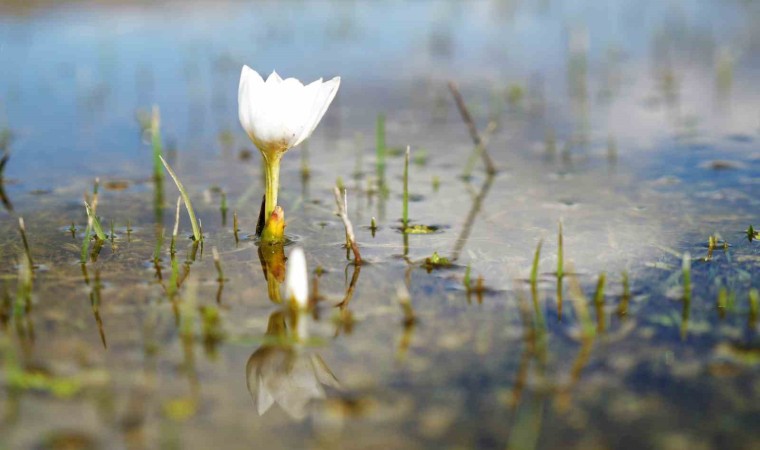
[285,247,309,308]
[238,66,340,159]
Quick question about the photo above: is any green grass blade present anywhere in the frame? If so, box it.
[159,155,202,242]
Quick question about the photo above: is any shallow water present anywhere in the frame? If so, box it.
[0,1,759,449]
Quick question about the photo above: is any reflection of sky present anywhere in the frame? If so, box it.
[0,0,757,188]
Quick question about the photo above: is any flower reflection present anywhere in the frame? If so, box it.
[258,244,286,303]
[246,311,339,420]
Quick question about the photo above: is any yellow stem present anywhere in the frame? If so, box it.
[264,156,281,220]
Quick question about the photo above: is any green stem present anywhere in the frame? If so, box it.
[159,155,202,242]
[264,156,281,221]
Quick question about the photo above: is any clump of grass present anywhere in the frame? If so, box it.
[749,289,759,325]
[84,201,107,241]
[432,175,440,192]
[463,264,472,292]
[81,215,93,264]
[159,155,202,242]
[80,179,105,263]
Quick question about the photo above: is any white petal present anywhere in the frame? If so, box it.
[285,247,309,308]
[238,66,264,138]
[266,70,282,84]
[293,76,340,147]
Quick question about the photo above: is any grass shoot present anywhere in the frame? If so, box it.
[18,217,33,269]
[159,155,202,242]
[530,239,542,289]
[220,191,228,226]
[233,210,240,244]
[682,252,691,302]
[212,247,224,282]
[334,186,362,264]
[171,196,181,255]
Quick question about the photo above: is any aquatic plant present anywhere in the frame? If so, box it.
[220,190,228,226]
[746,224,758,242]
[170,196,181,255]
[530,239,543,289]
[423,251,451,271]
[238,66,340,243]
[333,187,362,263]
[17,218,33,269]
[159,155,202,242]
[233,210,240,244]
[682,252,691,302]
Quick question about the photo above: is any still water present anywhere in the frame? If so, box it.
[0,1,758,449]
